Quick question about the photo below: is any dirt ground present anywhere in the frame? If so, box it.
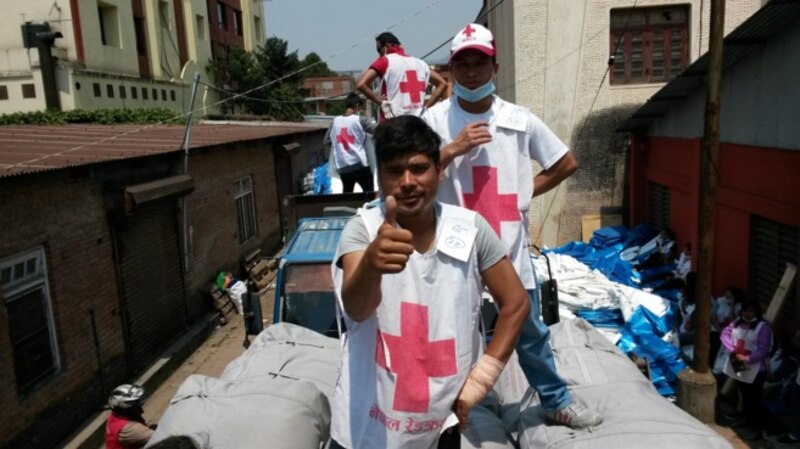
[142,282,276,423]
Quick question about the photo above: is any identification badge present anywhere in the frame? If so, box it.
[437,217,477,262]
[496,105,528,132]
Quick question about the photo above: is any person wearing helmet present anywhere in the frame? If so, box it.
[105,384,155,449]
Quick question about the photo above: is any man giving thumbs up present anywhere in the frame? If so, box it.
[330,116,530,449]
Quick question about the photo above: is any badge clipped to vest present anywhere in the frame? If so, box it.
[436,217,477,262]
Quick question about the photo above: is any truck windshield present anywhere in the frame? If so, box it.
[282,264,339,337]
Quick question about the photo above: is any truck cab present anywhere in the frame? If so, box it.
[272,216,350,338]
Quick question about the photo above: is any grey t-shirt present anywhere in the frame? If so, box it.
[337,204,508,272]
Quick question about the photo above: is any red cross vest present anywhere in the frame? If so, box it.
[331,114,368,170]
[723,320,769,384]
[105,413,130,449]
[382,53,430,118]
[426,97,537,289]
[331,203,483,449]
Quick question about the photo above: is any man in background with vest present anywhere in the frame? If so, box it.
[324,93,377,193]
[357,32,448,121]
[423,23,603,429]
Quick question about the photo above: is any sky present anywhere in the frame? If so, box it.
[263,0,483,72]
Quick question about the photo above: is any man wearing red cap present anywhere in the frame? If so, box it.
[357,32,449,121]
[423,23,603,429]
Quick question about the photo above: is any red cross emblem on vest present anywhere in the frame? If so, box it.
[463,24,475,38]
[375,302,457,413]
[462,166,520,237]
[336,127,355,152]
[399,70,426,104]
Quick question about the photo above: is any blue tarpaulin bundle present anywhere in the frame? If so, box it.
[617,304,685,396]
[313,163,332,195]
[589,226,628,248]
[546,223,691,396]
[574,308,625,329]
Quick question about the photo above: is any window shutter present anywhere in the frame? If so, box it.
[648,182,670,231]
[750,215,799,329]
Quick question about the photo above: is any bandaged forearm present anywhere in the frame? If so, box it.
[457,354,505,408]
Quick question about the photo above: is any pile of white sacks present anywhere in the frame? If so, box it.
[531,252,673,344]
[146,304,731,449]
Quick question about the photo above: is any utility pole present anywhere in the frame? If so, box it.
[676,0,725,424]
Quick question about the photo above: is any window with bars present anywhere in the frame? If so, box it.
[648,182,671,231]
[235,177,257,244]
[749,215,799,328]
[1,248,59,392]
[610,5,689,85]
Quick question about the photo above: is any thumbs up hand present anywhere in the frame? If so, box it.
[366,196,414,273]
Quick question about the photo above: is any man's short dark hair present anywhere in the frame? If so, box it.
[148,436,200,449]
[374,116,441,168]
[345,93,363,110]
[376,32,401,47]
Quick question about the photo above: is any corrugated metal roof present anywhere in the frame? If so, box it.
[0,121,326,178]
[618,0,800,132]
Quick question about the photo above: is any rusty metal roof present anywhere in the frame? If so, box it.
[618,0,800,132]
[0,121,326,178]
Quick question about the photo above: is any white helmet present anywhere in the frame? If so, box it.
[108,384,145,411]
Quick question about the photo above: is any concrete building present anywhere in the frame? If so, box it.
[479,0,764,246]
[0,0,265,115]
[620,1,800,335]
[0,121,326,448]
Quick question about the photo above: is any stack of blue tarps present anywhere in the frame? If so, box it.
[618,305,685,396]
[545,224,688,396]
[544,224,658,288]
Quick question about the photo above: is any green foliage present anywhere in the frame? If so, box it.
[325,100,346,116]
[0,108,183,125]
[301,52,336,78]
[206,38,306,121]
[205,37,339,121]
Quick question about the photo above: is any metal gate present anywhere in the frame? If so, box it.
[114,200,187,372]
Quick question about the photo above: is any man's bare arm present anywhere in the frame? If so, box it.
[438,121,492,169]
[481,258,530,363]
[356,68,384,106]
[533,151,578,197]
[424,70,449,108]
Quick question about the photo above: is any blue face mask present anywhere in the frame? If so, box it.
[453,80,495,103]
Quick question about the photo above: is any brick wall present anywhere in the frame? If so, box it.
[183,140,280,319]
[183,130,326,321]
[0,170,127,449]
[0,126,326,447]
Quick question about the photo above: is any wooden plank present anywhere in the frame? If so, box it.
[764,263,797,323]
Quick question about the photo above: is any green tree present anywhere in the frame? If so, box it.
[300,52,336,78]
[206,37,305,121]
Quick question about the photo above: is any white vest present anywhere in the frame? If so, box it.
[723,320,768,384]
[331,114,368,170]
[331,203,483,449]
[431,98,537,289]
[382,53,430,117]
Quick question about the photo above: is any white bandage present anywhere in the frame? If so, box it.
[380,100,395,119]
[457,354,505,408]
